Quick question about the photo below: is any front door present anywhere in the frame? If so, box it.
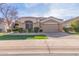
[25,21,33,29]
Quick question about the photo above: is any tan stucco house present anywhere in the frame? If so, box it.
[16,16,63,32]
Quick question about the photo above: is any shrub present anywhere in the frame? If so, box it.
[71,20,79,32]
[12,28,26,33]
[7,29,12,32]
[39,29,43,32]
[12,28,19,33]
[28,29,33,33]
[63,27,73,33]
[18,28,25,33]
[13,23,19,29]
[63,27,68,32]
[71,24,79,32]
[34,27,40,33]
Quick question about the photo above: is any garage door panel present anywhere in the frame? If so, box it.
[42,24,59,32]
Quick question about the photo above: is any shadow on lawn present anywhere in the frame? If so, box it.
[0,35,27,40]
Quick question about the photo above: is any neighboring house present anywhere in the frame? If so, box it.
[0,18,7,32]
[63,16,79,28]
[16,16,63,32]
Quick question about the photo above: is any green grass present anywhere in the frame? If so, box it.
[0,34,47,40]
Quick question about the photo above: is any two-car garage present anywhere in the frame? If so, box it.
[42,24,59,32]
[41,19,62,33]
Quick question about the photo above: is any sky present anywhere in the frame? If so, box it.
[1,3,79,20]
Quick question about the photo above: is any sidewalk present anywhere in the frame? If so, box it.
[0,40,49,55]
[0,39,79,55]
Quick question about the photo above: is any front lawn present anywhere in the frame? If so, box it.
[0,34,47,40]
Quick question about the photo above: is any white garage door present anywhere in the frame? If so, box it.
[42,24,59,32]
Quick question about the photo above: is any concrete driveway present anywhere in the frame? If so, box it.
[46,32,79,39]
[45,32,79,55]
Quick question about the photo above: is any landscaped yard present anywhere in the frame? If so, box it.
[0,34,47,40]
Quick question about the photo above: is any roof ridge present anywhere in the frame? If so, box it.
[64,16,79,23]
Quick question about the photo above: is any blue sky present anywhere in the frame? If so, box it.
[2,3,79,20]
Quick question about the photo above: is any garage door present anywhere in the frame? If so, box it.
[42,24,59,32]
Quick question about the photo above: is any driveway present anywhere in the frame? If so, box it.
[46,32,79,39]
[45,32,79,55]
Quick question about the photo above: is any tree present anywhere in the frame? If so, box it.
[0,3,18,30]
[71,20,79,32]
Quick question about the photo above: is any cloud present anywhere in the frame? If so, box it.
[18,3,79,20]
[24,3,38,8]
[43,6,79,20]
[18,10,41,17]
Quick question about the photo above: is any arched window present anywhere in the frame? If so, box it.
[25,21,33,29]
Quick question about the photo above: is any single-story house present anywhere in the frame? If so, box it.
[16,16,63,32]
[63,16,79,28]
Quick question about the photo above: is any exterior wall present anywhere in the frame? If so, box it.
[18,23,25,29]
[42,19,58,24]
[33,23,39,28]
[58,23,63,32]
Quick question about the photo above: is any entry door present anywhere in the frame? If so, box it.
[25,21,33,29]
